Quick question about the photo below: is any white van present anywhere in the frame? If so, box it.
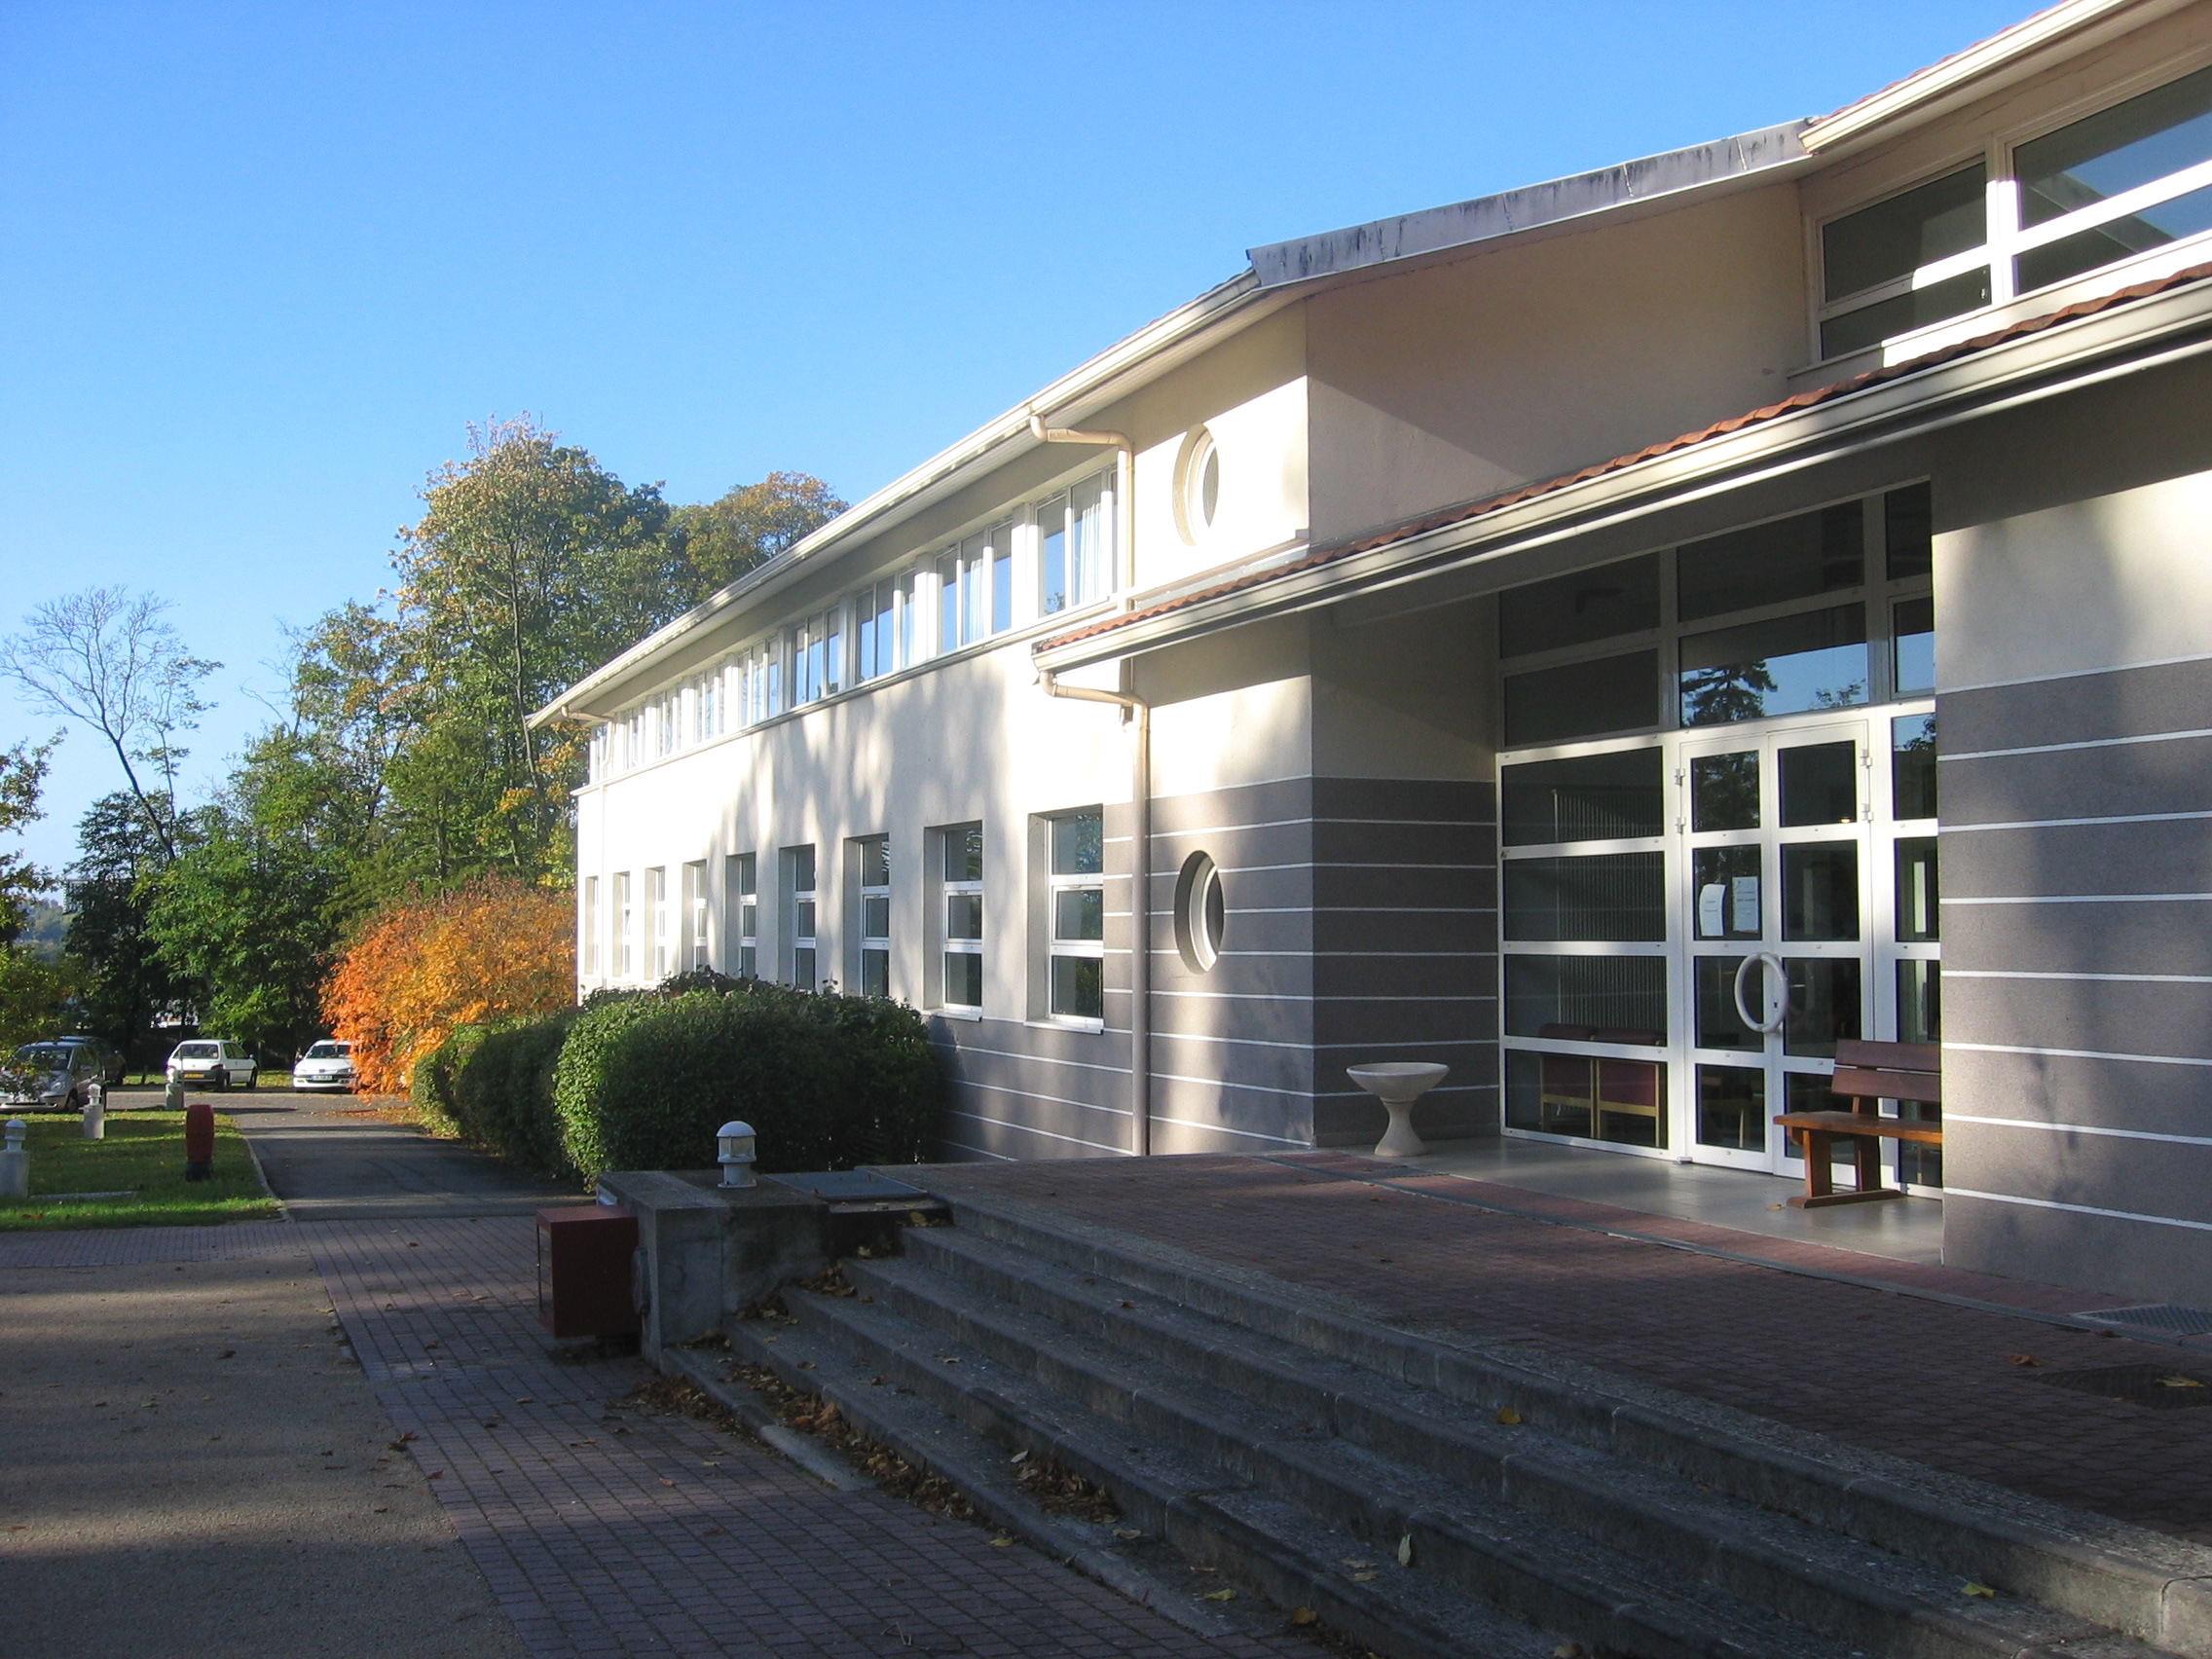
[166,1039,257,1090]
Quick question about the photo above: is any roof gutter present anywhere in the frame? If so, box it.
[1035,273,2212,671]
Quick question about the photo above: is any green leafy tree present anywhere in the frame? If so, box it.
[669,471,844,591]
[0,737,80,1051]
[64,792,193,1070]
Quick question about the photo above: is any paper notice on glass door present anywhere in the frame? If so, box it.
[1698,884,1724,937]
[1732,876,1760,935]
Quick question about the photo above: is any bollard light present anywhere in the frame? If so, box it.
[717,1121,756,1189]
[0,1118,26,1199]
[82,1082,105,1141]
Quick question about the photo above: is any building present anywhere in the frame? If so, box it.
[536,0,2212,1306]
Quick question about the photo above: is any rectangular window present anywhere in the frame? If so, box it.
[1893,715,1937,820]
[1501,650,1658,747]
[791,609,842,707]
[1047,809,1104,1021]
[786,845,817,991]
[1884,483,1933,579]
[1500,750,1666,846]
[727,852,757,977]
[1498,554,1660,657]
[1503,956,1667,1043]
[648,866,670,980]
[1503,1049,1668,1148]
[854,576,913,683]
[1896,836,1940,942]
[856,835,891,999]
[1820,163,1988,358]
[613,871,634,979]
[682,860,709,971]
[1039,472,1116,614]
[1502,854,1666,942]
[1678,605,1869,726]
[940,822,983,1011]
[1677,503,1863,622]
[582,876,600,976]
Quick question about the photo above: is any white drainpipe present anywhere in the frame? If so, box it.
[1029,408,1149,1157]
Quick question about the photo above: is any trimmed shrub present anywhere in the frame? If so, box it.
[408,1025,480,1138]
[450,1012,575,1173]
[552,982,940,1178]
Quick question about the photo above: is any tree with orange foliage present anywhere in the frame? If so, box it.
[323,874,572,1095]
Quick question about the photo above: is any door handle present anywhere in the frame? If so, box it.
[1732,951,1788,1036]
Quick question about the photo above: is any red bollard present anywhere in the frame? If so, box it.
[184,1101,215,1182]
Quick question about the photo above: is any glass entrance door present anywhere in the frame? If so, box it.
[1679,718,1871,1175]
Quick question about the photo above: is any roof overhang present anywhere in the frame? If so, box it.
[1034,266,2212,672]
[1801,0,2201,158]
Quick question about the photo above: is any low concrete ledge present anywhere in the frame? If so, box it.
[595,1170,830,1361]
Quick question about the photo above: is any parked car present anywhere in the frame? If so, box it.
[2,1037,125,1109]
[292,1039,356,1092]
[166,1039,257,1091]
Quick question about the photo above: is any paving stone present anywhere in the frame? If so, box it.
[930,1152,2212,1543]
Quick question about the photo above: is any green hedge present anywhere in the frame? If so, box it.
[410,1013,574,1172]
[551,980,940,1179]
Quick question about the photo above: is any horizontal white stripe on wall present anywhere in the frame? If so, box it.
[938,1137,1017,1162]
[1948,969,2212,984]
[941,1108,1127,1157]
[939,1077,1135,1118]
[1946,1040,2212,1069]
[1143,947,1486,959]
[1151,989,1496,1003]
[1219,861,1493,875]
[1155,815,1484,838]
[1144,1113,1308,1147]
[1946,1112,2212,1148]
[1945,1187,2212,1234]
[1944,726,2212,761]
[1945,893,2212,906]
[1945,809,2212,833]
[1944,646,2212,696]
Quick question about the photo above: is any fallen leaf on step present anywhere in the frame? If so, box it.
[1350,1571,1378,1583]
[1120,1301,1134,1309]
[1009,1451,1028,1463]
[1496,1407,1523,1425]
[1289,1608,1318,1626]
[1113,1528,1143,1540]
[1200,1588,1237,1603]
[2160,1375,2206,1388]
[1963,1582,1996,1598]
[1397,1534,1415,1567]
[660,1479,675,1488]
[1342,1559,1375,1570]
[988,1535,1014,1548]
[2007,1353,2040,1367]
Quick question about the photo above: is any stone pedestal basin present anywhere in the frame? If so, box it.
[1346,1061,1449,1159]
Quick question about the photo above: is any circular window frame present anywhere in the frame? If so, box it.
[1172,426,1222,546]
[1173,851,1226,974]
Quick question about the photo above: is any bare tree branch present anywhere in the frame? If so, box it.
[1,586,218,863]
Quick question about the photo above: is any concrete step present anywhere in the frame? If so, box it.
[926,1182,2212,1658]
[843,1240,2149,1659]
[772,1273,1865,1659]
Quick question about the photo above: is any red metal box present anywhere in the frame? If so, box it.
[535,1204,640,1339]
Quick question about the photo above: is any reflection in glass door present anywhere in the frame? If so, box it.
[1680,719,1870,1174]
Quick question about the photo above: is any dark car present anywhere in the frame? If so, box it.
[2,1036,126,1109]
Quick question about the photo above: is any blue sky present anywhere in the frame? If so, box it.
[0,1,2021,876]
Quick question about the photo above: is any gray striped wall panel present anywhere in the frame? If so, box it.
[1937,655,2212,1299]
[1942,1191,2212,1309]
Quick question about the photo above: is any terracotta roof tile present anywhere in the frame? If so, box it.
[1039,260,2212,654]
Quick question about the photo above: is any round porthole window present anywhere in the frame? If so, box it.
[1175,427,1221,543]
[1174,851,1226,973]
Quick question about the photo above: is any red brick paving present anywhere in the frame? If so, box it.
[927,1153,2212,1542]
[302,1215,1296,1659]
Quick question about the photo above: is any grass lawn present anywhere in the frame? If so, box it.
[0,1111,279,1231]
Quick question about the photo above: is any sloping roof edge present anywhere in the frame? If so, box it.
[1248,121,1810,288]
[1036,259,2212,661]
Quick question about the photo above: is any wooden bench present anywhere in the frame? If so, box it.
[1773,1038,1941,1208]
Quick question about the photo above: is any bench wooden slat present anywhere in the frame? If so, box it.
[1774,1109,1944,1145]
[1828,1066,1943,1106]
[1834,1038,1939,1074]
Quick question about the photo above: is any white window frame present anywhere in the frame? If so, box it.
[647,866,670,980]
[682,860,709,971]
[582,875,600,977]
[935,821,983,1014]
[853,834,891,998]
[1811,54,2212,364]
[728,852,757,977]
[1044,808,1105,1027]
[786,845,819,991]
[613,871,634,980]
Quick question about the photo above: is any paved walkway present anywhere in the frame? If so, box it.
[924,1151,2212,1543]
[10,1099,1295,1659]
